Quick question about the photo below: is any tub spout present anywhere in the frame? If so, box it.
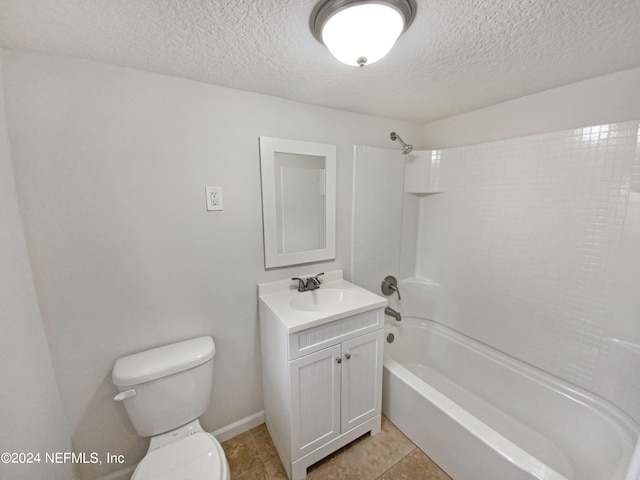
[385,306,401,322]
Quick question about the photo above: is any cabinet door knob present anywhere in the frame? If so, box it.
[344,353,351,360]
[335,357,342,364]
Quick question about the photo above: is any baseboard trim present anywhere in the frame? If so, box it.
[93,411,265,480]
[211,410,265,442]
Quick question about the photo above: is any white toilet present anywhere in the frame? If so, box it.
[112,336,230,480]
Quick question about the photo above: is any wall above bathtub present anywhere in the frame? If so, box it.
[424,67,640,149]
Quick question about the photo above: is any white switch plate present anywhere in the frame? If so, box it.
[205,186,224,211]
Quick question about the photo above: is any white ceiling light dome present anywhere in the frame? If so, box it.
[311,0,416,67]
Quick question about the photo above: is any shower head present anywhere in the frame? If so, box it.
[390,132,413,154]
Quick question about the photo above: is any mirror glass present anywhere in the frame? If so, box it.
[259,137,336,268]
[274,152,326,254]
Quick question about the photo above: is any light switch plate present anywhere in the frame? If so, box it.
[205,186,223,211]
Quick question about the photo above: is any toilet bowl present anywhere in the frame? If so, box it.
[131,422,229,480]
[112,336,230,480]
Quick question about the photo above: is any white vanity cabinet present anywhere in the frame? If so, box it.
[258,272,386,480]
[290,326,382,460]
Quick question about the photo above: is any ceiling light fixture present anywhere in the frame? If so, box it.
[311,0,416,67]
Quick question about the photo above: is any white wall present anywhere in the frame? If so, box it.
[0,56,76,480]
[1,50,423,479]
[423,67,640,148]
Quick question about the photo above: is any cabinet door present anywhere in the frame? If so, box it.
[341,330,383,432]
[290,344,341,460]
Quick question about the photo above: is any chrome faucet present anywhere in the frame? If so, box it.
[292,272,325,292]
[305,274,322,291]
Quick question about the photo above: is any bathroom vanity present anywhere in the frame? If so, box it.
[258,270,387,480]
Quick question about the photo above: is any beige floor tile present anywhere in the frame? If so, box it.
[235,463,269,480]
[250,424,279,462]
[264,456,288,480]
[343,439,407,479]
[307,449,360,480]
[221,430,262,477]
[375,417,416,456]
[378,448,452,480]
[223,416,453,480]
[341,417,416,478]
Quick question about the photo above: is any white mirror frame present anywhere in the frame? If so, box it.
[259,136,336,268]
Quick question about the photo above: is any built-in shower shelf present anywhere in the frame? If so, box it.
[400,276,440,288]
[406,191,442,197]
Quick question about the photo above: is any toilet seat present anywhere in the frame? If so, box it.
[132,432,230,480]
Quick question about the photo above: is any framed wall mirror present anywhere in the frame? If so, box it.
[259,137,336,268]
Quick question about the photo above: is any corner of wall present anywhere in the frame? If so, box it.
[423,66,640,149]
[0,49,77,480]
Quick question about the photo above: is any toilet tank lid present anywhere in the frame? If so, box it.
[112,336,215,387]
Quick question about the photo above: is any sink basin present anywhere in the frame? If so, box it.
[289,288,356,312]
[259,271,387,332]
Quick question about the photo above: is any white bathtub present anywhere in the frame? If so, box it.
[382,317,638,480]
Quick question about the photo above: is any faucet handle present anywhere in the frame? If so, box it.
[313,272,325,284]
[291,277,305,292]
[381,275,401,300]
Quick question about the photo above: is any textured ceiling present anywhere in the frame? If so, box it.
[1,0,639,123]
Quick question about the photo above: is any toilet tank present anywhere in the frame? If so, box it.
[112,336,215,437]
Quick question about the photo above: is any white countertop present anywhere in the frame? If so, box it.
[258,270,387,333]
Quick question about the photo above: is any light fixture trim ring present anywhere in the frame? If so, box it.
[310,0,417,45]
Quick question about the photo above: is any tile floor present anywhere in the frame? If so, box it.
[221,416,452,480]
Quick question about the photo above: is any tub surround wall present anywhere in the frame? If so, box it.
[413,120,640,424]
[0,57,76,480]
[1,49,422,479]
[351,146,424,310]
[351,146,407,296]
